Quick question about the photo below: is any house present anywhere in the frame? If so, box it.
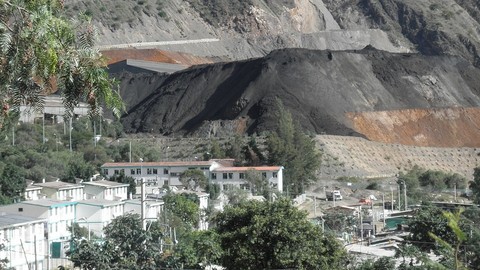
[210,166,284,192]
[101,159,284,193]
[75,199,125,238]
[101,160,219,187]
[34,181,84,201]
[124,199,164,220]
[0,199,77,267]
[82,180,129,201]
[0,214,47,270]
[24,180,43,201]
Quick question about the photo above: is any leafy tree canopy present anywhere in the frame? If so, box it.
[213,199,347,270]
[0,0,124,129]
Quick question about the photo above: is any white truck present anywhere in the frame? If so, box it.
[326,190,343,201]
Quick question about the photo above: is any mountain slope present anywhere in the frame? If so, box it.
[121,48,480,147]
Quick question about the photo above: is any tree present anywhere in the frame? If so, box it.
[179,169,208,191]
[69,214,164,270]
[0,0,123,129]
[244,169,267,196]
[470,167,480,204]
[266,98,320,196]
[209,139,225,159]
[170,230,223,269]
[0,165,26,204]
[163,193,200,230]
[214,199,347,270]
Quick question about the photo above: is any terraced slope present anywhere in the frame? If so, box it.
[317,135,480,180]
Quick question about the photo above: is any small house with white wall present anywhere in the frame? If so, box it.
[0,214,47,270]
[124,199,164,220]
[82,180,129,201]
[0,199,77,264]
[210,166,284,192]
[24,180,43,201]
[75,199,125,238]
[175,190,210,230]
[34,181,84,201]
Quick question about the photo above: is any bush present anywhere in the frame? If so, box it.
[366,182,379,190]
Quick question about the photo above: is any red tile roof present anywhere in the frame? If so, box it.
[102,161,213,167]
[212,166,283,172]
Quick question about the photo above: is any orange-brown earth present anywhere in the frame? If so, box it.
[101,48,214,66]
[347,107,480,148]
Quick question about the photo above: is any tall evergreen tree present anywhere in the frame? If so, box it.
[266,98,320,196]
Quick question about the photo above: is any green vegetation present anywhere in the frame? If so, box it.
[68,199,348,269]
[0,0,123,128]
[266,99,321,196]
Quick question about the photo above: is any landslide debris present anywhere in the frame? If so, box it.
[120,48,480,147]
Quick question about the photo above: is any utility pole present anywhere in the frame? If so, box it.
[69,117,72,152]
[397,184,401,211]
[140,158,146,230]
[390,187,394,211]
[42,114,45,144]
[129,141,132,163]
[34,235,38,270]
[382,194,386,229]
[403,182,407,211]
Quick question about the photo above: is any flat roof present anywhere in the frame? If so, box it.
[77,199,125,207]
[82,180,129,188]
[0,214,46,229]
[102,161,213,168]
[125,199,164,206]
[34,181,83,190]
[21,199,77,208]
[212,166,283,172]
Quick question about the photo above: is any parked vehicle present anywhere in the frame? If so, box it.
[326,190,343,201]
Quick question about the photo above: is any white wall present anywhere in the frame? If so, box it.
[0,221,46,270]
[76,203,125,237]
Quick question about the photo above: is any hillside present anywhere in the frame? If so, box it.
[120,47,480,147]
[65,0,479,66]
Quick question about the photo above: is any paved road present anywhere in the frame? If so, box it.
[96,38,220,50]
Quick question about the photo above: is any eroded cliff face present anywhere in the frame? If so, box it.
[347,107,480,147]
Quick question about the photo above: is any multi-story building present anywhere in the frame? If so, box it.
[124,199,164,220]
[101,159,284,193]
[210,166,284,192]
[75,199,125,238]
[0,199,77,268]
[82,180,129,201]
[34,181,84,201]
[0,214,47,270]
[101,160,220,187]
[24,180,43,201]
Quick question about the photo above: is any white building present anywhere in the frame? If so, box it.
[175,190,210,230]
[34,181,84,201]
[24,180,43,201]
[75,199,125,238]
[0,214,47,270]
[82,180,129,201]
[101,160,220,187]
[124,199,164,220]
[0,199,77,267]
[210,166,284,192]
[100,159,284,193]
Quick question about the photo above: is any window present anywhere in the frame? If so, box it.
[164,180,169,186]
[223,173,227,179]
[114,170,119,175]
[223,184,229,191]
[273,172,278,178]
[239,173,245,179]
[131,169,135,175]
[120,169,125,174]
[164,169,169,175]
[147,168,152,175]
[262,172,267,178]
[170,172,178,177]
[153,168,158,174]
[228,173,233,179]
[136,168,141,174]
[211,173,217,180]
[103,169,109,175]
[240,184,250,190]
